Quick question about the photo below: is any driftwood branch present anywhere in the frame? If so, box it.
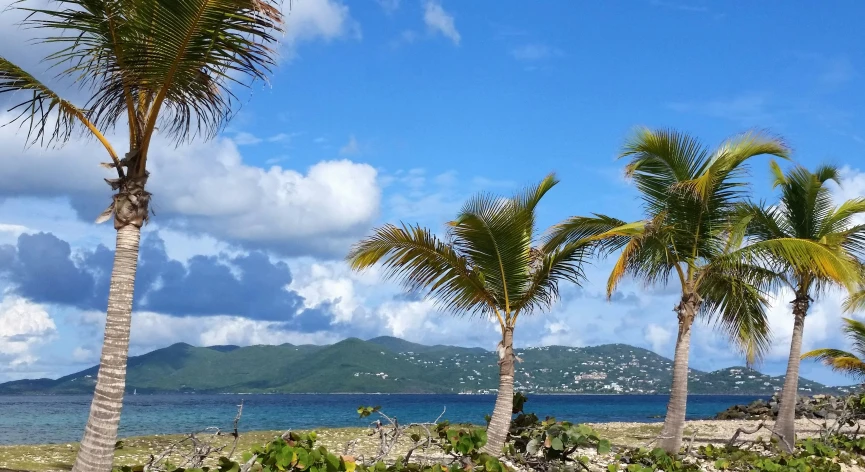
[726,421,768,447]
[144,401,244,472]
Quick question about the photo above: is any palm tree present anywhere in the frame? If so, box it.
[734,163,864,451]
[803,317,865,383]
[547,128,789,453]
[347,174,592,455]
[0,2,283,471]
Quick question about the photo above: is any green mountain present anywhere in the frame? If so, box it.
[0,338,853,395]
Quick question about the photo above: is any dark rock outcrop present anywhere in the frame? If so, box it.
[714,393,849,420]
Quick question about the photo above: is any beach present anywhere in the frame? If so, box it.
[3,418,864,472]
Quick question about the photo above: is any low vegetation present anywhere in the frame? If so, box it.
[4,393,864,472]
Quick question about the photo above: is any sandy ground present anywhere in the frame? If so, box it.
[588,417,865,448]
[2,419,864,472]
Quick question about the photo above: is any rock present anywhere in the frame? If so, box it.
[714,393,850,421]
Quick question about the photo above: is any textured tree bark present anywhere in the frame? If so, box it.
[659,291,699,454]
[482,327,515,456]
[772,296,809,453]
[72,224,141,472]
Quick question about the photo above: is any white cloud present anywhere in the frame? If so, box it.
[72,347,97,363]
[0,296,56,368]
[233,132,263,146]
[0,122,382,257]
[644,324,673,353]
[510,44,560,62]
[339,135,361,156]
[77,309,342,353]
[423,0,460,46]
[376,0,401,14]
[667,93,777,127]
[283,0,361,57]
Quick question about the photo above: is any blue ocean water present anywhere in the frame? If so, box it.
[0,394,764,445]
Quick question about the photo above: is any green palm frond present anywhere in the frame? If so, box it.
[843,316,865,357]
[734,238,860,290]
[10,0,283,175]
[349,175,583,329]
[699,261,779,365]
[511,239,591,315]
[347,223,492,317]
[844,289,865,313]
[543,214,632,252]
[449,190,535,316]
[128,0,283,163]
[675,131,789,203]
[619,127,707,215]
[18,0,137,138]
[802,318,865,380]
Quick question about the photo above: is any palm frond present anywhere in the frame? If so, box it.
[17,0,137,141]
[619,127,707,215]
[735,238,860,290]
[543,214,632,252]
[346,223,492,317]
[844,289,865,313]
[699,261,776,365]
[802,348,865,378]
[449,190,534,316]
[133,0,284,152]
[842,317,865,358]
[1,57,82,146]
[511,239,591,315]
[675,131,788,203]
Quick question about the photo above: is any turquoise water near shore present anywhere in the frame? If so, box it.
[0,394,764,445]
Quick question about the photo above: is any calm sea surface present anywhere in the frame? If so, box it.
[0,394,764,445]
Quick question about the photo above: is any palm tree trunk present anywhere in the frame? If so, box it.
[72,224,141,472]
[482,326,515,456]
[659,292,699,454]
[772,296,808,453]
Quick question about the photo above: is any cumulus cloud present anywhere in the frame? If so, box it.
[423,0,460,45]
[644,324,673,353]
[282,0,361,57]
[0,231,335,326]
[0,296,56,369]
[0,123,381,257]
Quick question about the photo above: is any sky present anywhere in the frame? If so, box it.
[0,0,864,386]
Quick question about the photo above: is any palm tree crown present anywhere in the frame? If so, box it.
[348,174,590,328]
[348,174,593,455]
[546,128,789,453]
[735,163,864,298]
[549,128,790,359]
[0,2,283,471]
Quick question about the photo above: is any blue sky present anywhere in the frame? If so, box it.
[0,0,864,386]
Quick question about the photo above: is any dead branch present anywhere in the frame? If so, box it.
[144,401,244,472]
[726,422,769,447]
[684,430,698,456]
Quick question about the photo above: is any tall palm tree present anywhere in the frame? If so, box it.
[0,2,283,471]
[803,317,865,383]
[547,128,789,453]
[734,163,864,451]
[347,174,592,455]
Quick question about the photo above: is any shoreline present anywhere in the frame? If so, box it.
[0,391,785,396]
[3,419,864,472]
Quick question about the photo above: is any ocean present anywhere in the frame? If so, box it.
[0,394,764,445]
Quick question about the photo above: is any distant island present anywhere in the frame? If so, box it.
[0,337,854,395]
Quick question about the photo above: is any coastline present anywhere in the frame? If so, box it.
[3,419,863,472]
